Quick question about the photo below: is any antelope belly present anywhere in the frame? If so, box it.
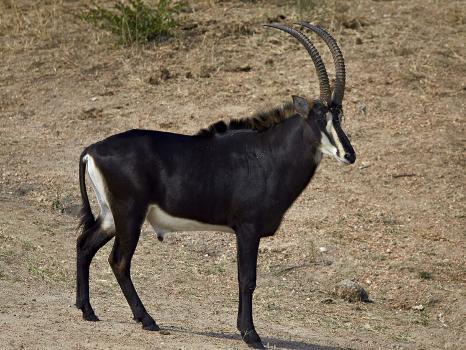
[146,204,234,234]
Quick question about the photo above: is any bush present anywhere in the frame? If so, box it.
[80,0,183,45]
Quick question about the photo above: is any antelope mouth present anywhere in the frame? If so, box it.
[336,153,356,165]
[334,155,351,165]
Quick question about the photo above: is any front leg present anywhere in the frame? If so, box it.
[236,227,264,349]
[236,243,243,332]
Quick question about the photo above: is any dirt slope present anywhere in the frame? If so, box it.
[0,1,464,349]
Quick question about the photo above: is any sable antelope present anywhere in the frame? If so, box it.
[75,22,356,349]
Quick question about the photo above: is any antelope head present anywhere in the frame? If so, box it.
[265,22,356,165]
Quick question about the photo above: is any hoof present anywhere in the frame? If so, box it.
[142,322,160,331]
[83,312,99,322]
[77,302,99,322]
[134,315,160,331]
[241,329,263,348]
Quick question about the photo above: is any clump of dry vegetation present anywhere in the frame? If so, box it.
[79,0,183,45]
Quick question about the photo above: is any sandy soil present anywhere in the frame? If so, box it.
[0,0,465,349]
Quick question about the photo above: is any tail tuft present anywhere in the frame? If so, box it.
[78,205,96,234]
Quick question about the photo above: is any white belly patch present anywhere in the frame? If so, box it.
[146,204,234,237]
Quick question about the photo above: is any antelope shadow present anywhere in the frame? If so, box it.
[163,325,353,350]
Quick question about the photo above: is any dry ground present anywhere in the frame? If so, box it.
[0,0,465,349]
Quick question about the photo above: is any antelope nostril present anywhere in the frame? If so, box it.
[344,153,356,164]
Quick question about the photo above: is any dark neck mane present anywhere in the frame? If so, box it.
[196,102,299,136]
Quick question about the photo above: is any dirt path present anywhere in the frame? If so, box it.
[0,1,464,349]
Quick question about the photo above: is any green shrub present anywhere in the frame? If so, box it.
[80,0,182,45]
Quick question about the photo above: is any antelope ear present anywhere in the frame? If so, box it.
[292,95,310,116]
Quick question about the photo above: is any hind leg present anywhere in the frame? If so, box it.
[76,222,114,321]
[77,154,116,320]
[109,207,159,331]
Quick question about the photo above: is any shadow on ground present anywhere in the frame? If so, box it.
[165,326,352,350]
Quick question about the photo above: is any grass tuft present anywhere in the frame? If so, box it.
[79,0,183,45]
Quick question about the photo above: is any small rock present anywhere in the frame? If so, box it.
[355,37,363,45]
[334,279,370,303]
[319,246,328,253]
[159,330,171,335]
[412,304,424,311]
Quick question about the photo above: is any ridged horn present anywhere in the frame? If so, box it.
[297,21,346,107]
[264,23,331,106]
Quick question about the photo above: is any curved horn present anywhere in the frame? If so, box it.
[297,21,346,107]
[264,23,331,106]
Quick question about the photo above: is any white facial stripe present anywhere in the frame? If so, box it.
[319,113,350,164]
[319,131,338,157]
[325,116,346,158]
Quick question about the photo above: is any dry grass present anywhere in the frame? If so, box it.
[0,0,465,349]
